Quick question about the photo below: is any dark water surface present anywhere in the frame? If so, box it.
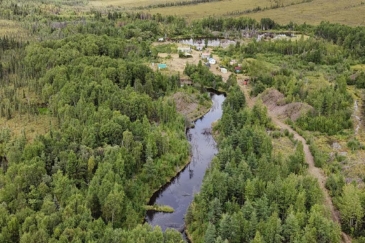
[179,38,236,48]
[145,93,225,236]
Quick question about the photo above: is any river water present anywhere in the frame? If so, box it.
[179,38,236,49]
[145,93,225,237]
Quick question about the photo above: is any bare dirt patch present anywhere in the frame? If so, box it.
[172,92,198,117]
[261,88,313,121]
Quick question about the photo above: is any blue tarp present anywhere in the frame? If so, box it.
[158,64,167,69]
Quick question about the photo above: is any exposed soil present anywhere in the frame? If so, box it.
[173,92,198,115]
[261,89,314,121]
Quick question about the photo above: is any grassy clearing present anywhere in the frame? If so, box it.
[351,64,365,72]
[88,0,365,26]
[144,204,174,213]
[0,20,30,39]
[272,135,296,160]
[0,114,57,143]
[89,0,182,8]
[146,0,273,20]
[302,86,365,183]
[305,74,330,91]
[246,0,365,26]
[89,0,293,18]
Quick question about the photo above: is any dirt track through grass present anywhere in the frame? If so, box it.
[239,84,351,243]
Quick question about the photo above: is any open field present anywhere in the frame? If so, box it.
[136,0,291,20]
[0,114,57,142]
[87,0,365,26]
[88,0,302,16]
[0,20,30,39]
[247,0,365,26]
[89,0,182,8]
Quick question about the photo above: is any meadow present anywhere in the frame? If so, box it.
[0,20,30,40]
[88,0,365,26]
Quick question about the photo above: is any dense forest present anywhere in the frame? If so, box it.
[186,83,341,243]
[0,4,199,242]
[211,21,365,241]
[1,1,365,242]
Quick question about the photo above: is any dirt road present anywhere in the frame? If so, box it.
[240,84,351,243]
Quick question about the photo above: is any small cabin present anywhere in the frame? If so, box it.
[197,46,203,51]
[201,52,210,59]
[221,68,228,73]
[208,58,216,65]
[181,80,193,86]
[158,37,164,42]
[243,77,250,85]
[179,52,192,58]
[229,60,237,66]
[180,77,193,86]
[235,66,242,73]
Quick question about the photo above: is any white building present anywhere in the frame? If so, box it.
[208,58,216,65]
[178,47,192,53]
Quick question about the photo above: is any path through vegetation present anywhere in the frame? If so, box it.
[158,43,351,242]
[239,83,351,243]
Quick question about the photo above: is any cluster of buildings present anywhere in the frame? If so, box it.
[155,40,247,81]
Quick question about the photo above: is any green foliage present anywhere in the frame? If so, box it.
[186,83,341,242]
[325,173,345,197]
[0,14,191,242]
[1,3,365,242]
[347,139,364,151]
[316,22,365,60]
[338,184,364,235]
[184,61,223,90]
[153,43,177,54]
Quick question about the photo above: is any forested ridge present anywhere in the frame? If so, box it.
[1,1,365,242]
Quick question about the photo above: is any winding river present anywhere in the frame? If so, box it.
[145,92,225,239]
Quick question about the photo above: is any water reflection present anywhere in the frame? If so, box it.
[145,93,225,234]
[179,38,236,48]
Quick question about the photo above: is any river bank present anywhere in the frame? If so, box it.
[145,93,225,238]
